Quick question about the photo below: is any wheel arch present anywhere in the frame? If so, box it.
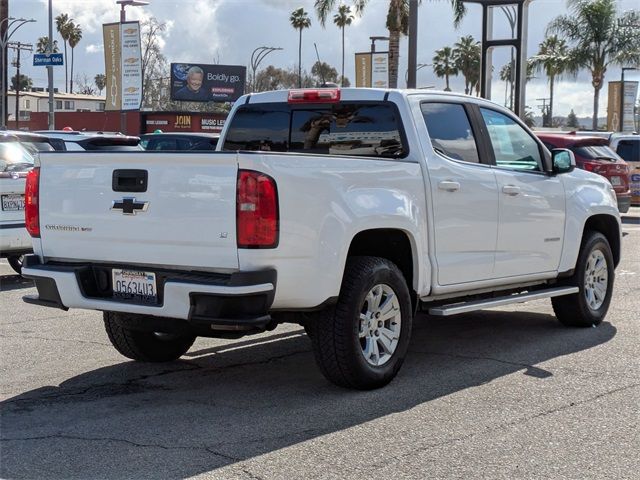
[583,214,621,267]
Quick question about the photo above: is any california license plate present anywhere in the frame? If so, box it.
[610,176,622,186]
[1,194,25,211]
[112,269,157,304]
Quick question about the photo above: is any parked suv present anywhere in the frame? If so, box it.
[34,131,141,151]
[536,133,631,213]
[609,134,640,205]
[140,132,219,151]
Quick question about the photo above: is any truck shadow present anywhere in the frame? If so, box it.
[0,310,616,479]
[0,273,33,291]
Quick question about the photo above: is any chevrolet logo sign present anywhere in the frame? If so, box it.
[111,197,149,215]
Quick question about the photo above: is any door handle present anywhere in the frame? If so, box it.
[438,180,460,192]
[502,185,521,196]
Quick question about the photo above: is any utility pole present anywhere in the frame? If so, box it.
[47,0,54,129]
[536,97,551,127]
[8,41,32,130]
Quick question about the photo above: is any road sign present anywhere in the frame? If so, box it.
[33,53,64,66]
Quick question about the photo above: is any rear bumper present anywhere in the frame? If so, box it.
[0,223,32,257]
[21,255,277,329]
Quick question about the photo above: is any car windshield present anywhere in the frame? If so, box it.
[572,145,621,161]
[0,142,34,174]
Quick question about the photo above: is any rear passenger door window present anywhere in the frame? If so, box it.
[421,103,480,163]
[480,108,543,172]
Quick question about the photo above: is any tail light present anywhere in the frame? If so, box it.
[288,88,340,103]
[583,161,605,174]
[25,167,40,237]
[236,170,279,248]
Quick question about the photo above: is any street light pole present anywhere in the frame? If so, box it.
[620,67,638,133]
[250,46,282,93]
[0,16,36,127]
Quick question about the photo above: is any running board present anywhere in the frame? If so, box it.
[428,286,579,316]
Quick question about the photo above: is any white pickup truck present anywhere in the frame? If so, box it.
[22,88,621,389]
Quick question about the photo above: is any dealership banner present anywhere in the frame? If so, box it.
[607,80,639,132]
[102,21,142,111]
[355,52,388,88]
[170,63,246,102]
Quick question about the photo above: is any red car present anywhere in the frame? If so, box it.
[536,133,631,213]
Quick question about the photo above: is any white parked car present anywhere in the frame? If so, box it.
[0,136,34,274]
[22,88,621,389]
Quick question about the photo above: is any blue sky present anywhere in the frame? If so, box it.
[7,0,640,117]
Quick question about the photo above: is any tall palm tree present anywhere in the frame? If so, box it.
[289,8,312,88]
[55,13,74,93]
[68,23,82,94]
[94,74,106,96]
[432,46,458,91]
[548,0,640,130]
[315,1,466,88]
[530,35,574,127]
[452,35,480,95]
[36,37,59,54]
[333,5,355,87]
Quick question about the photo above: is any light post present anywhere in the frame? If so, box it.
[115,0,148,134]
[250,46,282,93]
[405,63,431,87]
[369,36,389,53]
[620,67,638,133]
[0,16,36,127]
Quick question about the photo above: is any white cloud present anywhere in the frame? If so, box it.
[85,44,103,54]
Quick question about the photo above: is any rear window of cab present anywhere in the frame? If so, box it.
[223,102,408,159]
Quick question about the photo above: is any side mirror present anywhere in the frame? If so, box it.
[552,148,576,174]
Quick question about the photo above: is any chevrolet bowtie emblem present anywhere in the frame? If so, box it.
[111,197,149,215]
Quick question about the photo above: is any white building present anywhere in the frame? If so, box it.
[5,90,106,121]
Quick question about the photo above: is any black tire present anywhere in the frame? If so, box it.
[7,255,23,275]
[552,231,615,327]
[310,256,413,390]
[104,311,196,362]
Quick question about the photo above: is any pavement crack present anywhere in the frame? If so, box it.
[371,382,640,470]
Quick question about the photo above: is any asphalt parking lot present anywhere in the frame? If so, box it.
[1,208,639,480]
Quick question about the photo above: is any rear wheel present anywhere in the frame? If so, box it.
[310,256,413,390]
[104,312,196,362]
[552,231,614,327]
[7,255,24,275]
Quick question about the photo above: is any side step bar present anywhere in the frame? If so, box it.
[428,286,579,316]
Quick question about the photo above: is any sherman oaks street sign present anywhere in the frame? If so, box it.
[33,53,64,66]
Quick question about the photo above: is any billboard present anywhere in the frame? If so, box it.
[102,21,142,111]
[607,80,639,132]
[170,63,246,102]
[354,52,389,88]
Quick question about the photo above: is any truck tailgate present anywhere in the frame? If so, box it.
[37,152,239,271]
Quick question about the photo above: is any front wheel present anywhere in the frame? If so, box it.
[104,312,196,362]
[310,256,413,390]
[552,231,615,327]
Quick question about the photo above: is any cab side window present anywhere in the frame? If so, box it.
[480,108,543,172]
[421,102,480,163]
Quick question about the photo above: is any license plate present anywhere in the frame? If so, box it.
[1,194,25,211]
[610,176,622,186]
[112,269,157,304]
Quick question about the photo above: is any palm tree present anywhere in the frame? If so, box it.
[333,5,355,87]
[94,74,106,96]
[290,8,312,88]
[36,37,59,54]
[452,35,480,95]
[530,35,574,127]
[548,0,640,130]
[315,1,466,88]
[432,46,458,91]
[55,13,74,93]
[68,23,82,94]
[500,59,535,110]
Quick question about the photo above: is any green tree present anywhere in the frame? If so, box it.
[68,23,82,94]
[311,61,339,84]
[332,5,355,87]
[453,35,480,95]
[55,13,74,93]
[500,59,535,109]
[11,74,33,92]
[290,8,312,88]
[566,108,580,128]
[548,0,640,130]
[530,35,574,127]
[315,1,466,88]
[433,46,458,91]
[36,36,59,54]
[94,74,106,95]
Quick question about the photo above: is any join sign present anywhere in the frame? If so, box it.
[33,53,64,66]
